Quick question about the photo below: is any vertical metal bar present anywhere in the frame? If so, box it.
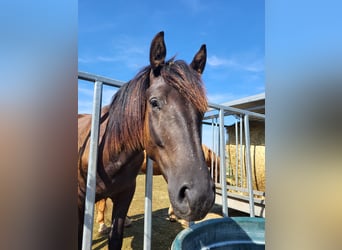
[144,157,153,250]
[235,120,239,186]
[211,119,215,156]
[244,115,255,217]
[212,118,218,183]
[82,81,103,250]
[214,118,219,183]
[226,131,230,176]
[210,120,215,180]
[239,115,243,187]
[219,108,228,217]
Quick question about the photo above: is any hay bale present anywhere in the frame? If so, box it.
[226,120,265,192]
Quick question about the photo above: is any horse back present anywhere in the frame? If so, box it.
[78,106,110,197]
[78,105,110,154]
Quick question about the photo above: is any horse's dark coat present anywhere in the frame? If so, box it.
[78,31,215,249]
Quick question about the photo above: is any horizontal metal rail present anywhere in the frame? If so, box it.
[215,188,265,205]
[207,102,265,120]
[78,72,265,121]
[202,120,231,128]
[215,183,266,197]
[78,71,125,88]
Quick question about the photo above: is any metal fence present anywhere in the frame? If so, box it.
[203,103,265,218]
[78,72,265,250]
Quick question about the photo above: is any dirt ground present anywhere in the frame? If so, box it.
[91,174,248,250]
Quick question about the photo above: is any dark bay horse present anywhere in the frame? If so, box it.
[78,31,215,249]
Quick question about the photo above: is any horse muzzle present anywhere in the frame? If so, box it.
[168,174,215,221]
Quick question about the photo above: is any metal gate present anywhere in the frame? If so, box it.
[78,71,265,249]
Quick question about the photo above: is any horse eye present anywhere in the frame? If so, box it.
[149,98,160,109]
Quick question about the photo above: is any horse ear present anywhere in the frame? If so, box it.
[190,44,207,74]
[150,31,166,72]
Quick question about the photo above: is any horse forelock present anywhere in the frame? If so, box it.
[162,59,208,114]
[106,58,207,154]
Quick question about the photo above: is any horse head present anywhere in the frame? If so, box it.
[144,31,215,221]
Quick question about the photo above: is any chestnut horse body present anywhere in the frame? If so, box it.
[78,32,215,249]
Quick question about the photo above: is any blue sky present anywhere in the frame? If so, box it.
[78,0,264,114]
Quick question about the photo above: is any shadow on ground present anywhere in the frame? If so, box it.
[91,175,250,249]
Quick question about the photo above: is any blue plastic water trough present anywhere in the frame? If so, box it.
[171,217,265,250]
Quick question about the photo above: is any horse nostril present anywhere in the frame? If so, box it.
[178,184,190,201]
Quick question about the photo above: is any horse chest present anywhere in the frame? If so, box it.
[96,151,144,198]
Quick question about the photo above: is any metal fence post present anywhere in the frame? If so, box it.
[82,81,103,250]
[219,108,228,217]
[235,120,239,187]
[211,119,215,180]
[144,157,153,250]
[244,115,255,217]
[239,115,243,187]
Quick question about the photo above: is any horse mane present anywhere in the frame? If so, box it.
[106,58,208,154]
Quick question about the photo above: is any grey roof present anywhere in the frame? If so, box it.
[220,92,265,115]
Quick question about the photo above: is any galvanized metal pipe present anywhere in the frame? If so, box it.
[219,108,228,217]
[208,102,265,120]
[214,119,219,183]
[215,124,219,184]
[78,71,124,88]
[235,120,239,186]
[244,115,255,217]
[226,132,231,177]
[212,118,219,183]
[144,157,153,250]
[239,115,243,187]
[210,120,215,180]
[82,81,103,250]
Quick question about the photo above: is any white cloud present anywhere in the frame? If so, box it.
[78,55,120,64]
[241,58,264,72]
[207,92,241,104]
[96,56,119,62]
[78,39,147,70]
[78,57,93,64]
[207,55,264,73]
[207,55,236,67]
[78,85,94,96]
